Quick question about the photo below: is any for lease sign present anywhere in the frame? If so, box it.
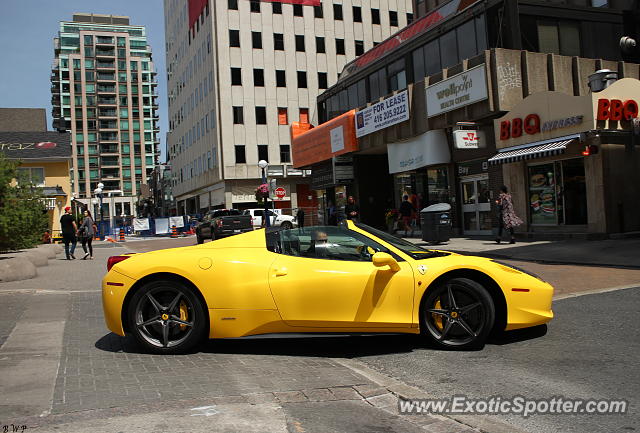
[355,90,410,138]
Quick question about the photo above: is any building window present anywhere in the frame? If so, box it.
[355,40,364,56]
[235,145,246,163]
[388,59,406,92]
[252,31,262,49]
[274,33,284,50]
[229,29,240,47]
[231,67,242,85]
[389,11,398,27]
[297,71,307,88]
[293,4,303,16]
[276,70,286,87]
[228,0,237,10]
[333,4,343,20]
[336,39,345,55]
[278,107,288,125]
[537,20,581,57]
[272,2,282,14]
[299,108,309,123]
[407,13,414,24]
[314,5,323,18]
[233,106,243,124]
[255,106,267,124]
[16,167,45,186]
[314,36,325,54]
[353,6,362,23]
[318,72,328,89]
[258,144,269,162]
[280,145,291,163]
[295,35,305,52]
[254,69,264,87]
[250,0,260,13]
[371,8,380,25]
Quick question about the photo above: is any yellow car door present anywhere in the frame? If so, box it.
[268,226,415,328]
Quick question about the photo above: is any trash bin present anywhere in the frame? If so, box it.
[420,203,452,243]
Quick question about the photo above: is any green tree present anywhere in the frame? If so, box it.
[0,153,49,252]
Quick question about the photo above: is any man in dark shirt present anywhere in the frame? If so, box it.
[60,206,77,260]
[344,196,360,222]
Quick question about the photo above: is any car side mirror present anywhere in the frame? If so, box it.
[372,252,400,272]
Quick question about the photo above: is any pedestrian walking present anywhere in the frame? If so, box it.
[78,210,96,260]
[344,196,360,222]
[60,206,77,260]
[399,195,414,236]
[296,208,305,229]
[495,185,523,244]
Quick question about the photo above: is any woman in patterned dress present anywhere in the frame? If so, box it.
[495,185,523,244]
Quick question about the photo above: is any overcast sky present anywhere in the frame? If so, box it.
[0,0,169,162]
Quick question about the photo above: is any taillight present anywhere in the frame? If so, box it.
[217,220,223,228]
[107,255,132,271]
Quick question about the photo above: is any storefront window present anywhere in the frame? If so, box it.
[528,158,587,226]
[426,167,450,205]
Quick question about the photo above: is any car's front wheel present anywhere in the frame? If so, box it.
[280,221,293,230]
[128,280,207,354]
[420,277,494,350]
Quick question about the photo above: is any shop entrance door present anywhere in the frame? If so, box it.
[461,175,492,235]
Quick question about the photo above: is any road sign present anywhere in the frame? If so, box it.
[274,187,286,200]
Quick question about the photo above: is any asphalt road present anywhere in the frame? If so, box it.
[352,287,640,433]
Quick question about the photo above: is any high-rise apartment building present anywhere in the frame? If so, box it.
[51,13,159,218]
[164,0,412,214]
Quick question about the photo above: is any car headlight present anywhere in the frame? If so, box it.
[492,260,546,282]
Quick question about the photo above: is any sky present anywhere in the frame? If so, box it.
[0,0,169,162]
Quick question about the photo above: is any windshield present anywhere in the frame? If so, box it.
[354,222,449,260]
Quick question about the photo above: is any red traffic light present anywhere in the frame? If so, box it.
[582,145,599,156]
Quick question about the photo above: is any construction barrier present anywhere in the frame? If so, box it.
[119,228,125,242]
[171,225,178,238]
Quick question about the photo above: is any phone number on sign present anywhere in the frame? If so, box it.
[373,105,406,123]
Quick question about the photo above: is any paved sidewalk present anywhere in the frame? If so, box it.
[405,235,640,268]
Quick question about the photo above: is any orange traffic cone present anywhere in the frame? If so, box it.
[171,225,177,238]
[119,228,125,242]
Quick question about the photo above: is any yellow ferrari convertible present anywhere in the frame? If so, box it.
[102,221,553,353]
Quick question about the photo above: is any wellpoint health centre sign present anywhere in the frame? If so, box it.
[426,65,488,118]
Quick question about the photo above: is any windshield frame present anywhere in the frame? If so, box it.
[353,222,447,260]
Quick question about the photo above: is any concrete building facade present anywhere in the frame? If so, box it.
[164,0,413,215]
[50,13,160,220]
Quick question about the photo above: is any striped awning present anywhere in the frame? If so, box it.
[488,139,575,165]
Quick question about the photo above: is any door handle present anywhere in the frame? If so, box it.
[274,267,288,277]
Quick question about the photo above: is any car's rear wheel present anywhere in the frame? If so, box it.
[128,280,207,354]
[420,277,494,350]
[280,221,293,230]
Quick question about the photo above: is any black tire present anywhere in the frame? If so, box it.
[280,221,293,230]
[128,280,207,354]
[196,232,203,244]
[420,277,495,350]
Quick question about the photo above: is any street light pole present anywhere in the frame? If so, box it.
[94,182,104,240]
[258,160,270,228]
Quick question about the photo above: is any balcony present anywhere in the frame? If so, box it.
[96,61,115,69]
[95,48,115,57]
[99,133,118,142]
[97,84,116,93]
[98,109,117,117]
[97,97,117,105]
[96,72,116,82]
[98,121,118,129]
[100,156,119,166]
[99,144,119,154]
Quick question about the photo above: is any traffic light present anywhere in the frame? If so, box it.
[582,145,599,156]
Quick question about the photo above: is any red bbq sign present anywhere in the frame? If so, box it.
[274,187,286,200]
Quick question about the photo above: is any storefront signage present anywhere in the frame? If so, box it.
[333,155,354,183]
[493,92,593,149]
[595,98,639,121]
[355,90,409,138]
[426,65,488,118]
[499,114,584,140]
[291,110,358,169]
[387,130,450,174]
[453,130,486,149]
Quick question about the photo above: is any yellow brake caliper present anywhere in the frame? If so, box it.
[179,301,188,331]
[432,298,444,331]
